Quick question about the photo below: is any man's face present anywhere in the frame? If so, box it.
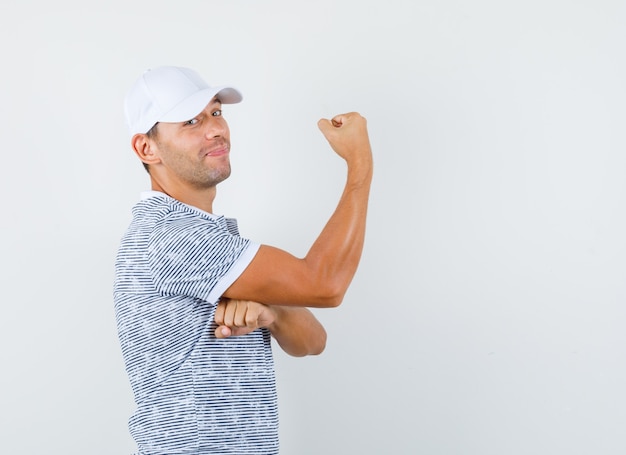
[149,98,232,189]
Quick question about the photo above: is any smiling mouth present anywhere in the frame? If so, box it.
[206,147,228,157]
[203,142,230,157]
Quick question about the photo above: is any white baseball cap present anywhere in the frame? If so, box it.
[124,66,243,136]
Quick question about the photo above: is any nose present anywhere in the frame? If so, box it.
[204,116,228,140]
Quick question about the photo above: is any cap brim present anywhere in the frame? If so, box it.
[159,86,242,123]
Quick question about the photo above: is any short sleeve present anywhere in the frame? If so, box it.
[147,213,259,304]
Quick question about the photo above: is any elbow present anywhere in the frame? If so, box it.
[317,295,343,308]
[310,328,327,355]
[293,326,327,357]
[302,257,353,308]
[314,281,347,308]
[308,344,326,356]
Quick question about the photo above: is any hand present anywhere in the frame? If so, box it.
[214,298,276,339]
[317,112,372,164]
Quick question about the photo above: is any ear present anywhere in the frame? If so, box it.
[131,134,161,166]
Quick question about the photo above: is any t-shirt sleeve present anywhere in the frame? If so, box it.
[147,215,259,304]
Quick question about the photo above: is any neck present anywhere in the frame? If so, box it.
[151,177,217,213]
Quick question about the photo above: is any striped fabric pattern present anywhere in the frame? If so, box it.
[114,192,278,455]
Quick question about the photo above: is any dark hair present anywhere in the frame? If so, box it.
[142,123,159,173]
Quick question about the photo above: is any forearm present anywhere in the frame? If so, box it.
[304,162,372,304]
[268,306,327,357]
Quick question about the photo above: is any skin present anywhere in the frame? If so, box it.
[213,298,326,357]
[131,97,373,356]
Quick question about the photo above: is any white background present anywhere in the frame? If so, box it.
[1,1,626,454]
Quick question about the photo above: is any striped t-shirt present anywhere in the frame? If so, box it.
[114,191,278,455]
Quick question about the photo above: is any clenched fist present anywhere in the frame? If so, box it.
[214,298,276,338]
[317,112,372,166]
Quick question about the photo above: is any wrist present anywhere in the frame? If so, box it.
[265,305,282,333]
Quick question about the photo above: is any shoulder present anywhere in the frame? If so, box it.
[132,195,219,232]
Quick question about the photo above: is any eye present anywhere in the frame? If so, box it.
[184,118,199,126]
[212,109,223,117]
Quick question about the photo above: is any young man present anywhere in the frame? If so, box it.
[114,66,373,454]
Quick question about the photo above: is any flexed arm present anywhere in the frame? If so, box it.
[223,112,373,308]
